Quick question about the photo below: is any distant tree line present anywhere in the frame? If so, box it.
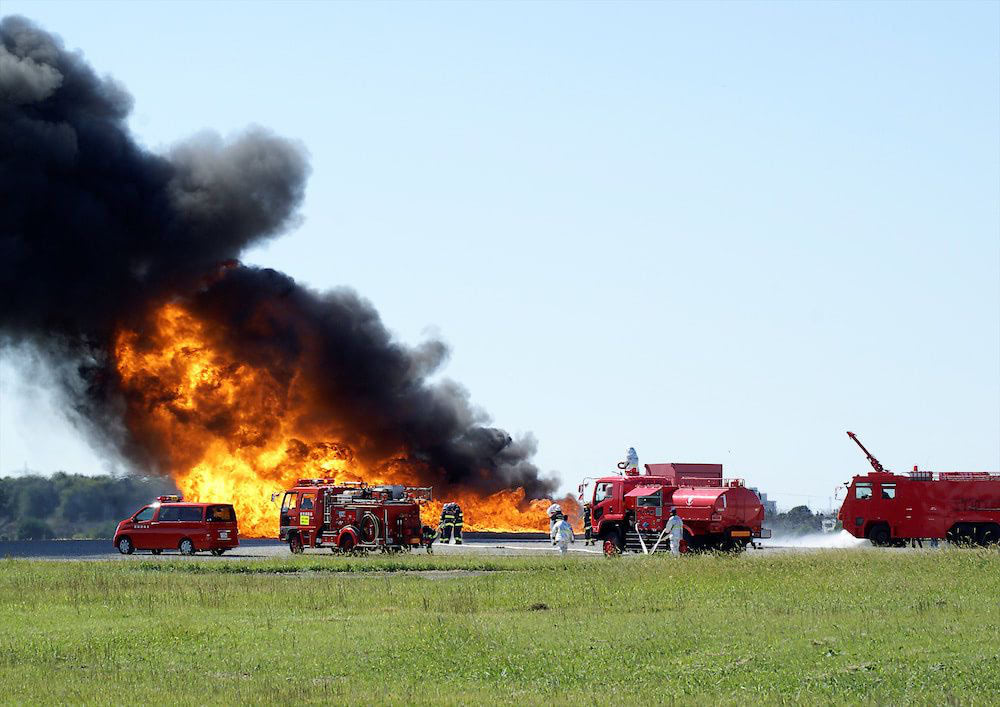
[764,505,841,537]
[0,473,179,540]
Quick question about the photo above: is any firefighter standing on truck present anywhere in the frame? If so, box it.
[665,506,684,556]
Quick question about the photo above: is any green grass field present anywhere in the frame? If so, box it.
[1,550,998,704]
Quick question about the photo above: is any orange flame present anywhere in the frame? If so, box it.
[113,303,576,536]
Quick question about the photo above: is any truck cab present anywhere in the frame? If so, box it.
[838,472,901,545]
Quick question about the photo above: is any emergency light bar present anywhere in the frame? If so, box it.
[156,495,182,503]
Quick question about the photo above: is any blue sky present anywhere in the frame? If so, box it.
[1,1,998,510]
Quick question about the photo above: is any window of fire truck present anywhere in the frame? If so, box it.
[594,483,614,504]
[637,492,661,507]
[157,506,181,521]
[880,484,896,500]
[281,492,297,511]
[207,505,235,522]
[178,506,203,521]
[855,483,873,500]
[300,492,316,510]
[134,506,155,522]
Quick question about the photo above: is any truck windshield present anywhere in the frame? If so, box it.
[855,482,873,500]
[594,483,614,504]
[282,492,297,511]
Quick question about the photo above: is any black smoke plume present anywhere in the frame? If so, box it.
[0,16,555,498]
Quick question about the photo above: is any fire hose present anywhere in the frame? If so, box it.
[635,523,649,554]
[649,524,672,554]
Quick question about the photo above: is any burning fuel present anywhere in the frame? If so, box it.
[0,16,576,535]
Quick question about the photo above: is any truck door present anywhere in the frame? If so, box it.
[852,481,874,534]
[153,505,181,548]
[592,482,617,525]
[176,505,205,548]
[130,505,156,549]
[875,482,898,534]
[298,492,318,543]
[280,492,298,530]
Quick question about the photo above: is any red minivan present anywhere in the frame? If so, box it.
[113,496,239,555]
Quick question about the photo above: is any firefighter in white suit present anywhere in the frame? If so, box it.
[550,517,575,555]
[664,507,684,556]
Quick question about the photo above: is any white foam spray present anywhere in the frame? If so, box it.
[761,530,870,549]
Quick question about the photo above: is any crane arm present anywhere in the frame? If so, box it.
[846,431,885,473]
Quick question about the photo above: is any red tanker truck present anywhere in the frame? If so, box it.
[278,479,436,553]
[585,462,769,555]
[838,432,1000,546]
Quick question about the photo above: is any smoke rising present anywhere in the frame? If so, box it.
[0,16,556,498]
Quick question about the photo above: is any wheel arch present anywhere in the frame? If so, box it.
[336,525,359,548]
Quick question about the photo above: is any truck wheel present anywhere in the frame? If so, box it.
[151,549,162,555]
[289,534,304,554]
[602,539,621,557]
[179,538,196,555]
[947,524,976,546]
[116,537,134,555]
[869,525,891,547]
[338,534,355,553]
[976,524,1000,546]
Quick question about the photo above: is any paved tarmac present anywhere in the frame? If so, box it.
[0,537,605,560]
[0,536,881,560]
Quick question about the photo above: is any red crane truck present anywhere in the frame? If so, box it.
[838,432,1000,546]
[278,479,436,554]
[586,463,769,555]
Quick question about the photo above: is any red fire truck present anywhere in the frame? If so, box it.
[585,463,769,555]
[838,432,1000,546]
[277,479,436,553]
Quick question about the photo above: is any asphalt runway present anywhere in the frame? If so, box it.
[0,535,885,560]
[0,537,602,560]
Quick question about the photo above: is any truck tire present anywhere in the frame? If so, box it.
[947,523,976,546]
[288,533,304,554]
[602,539,621,557]
[179,538,196,555]
[338,533,356,553]
[976,524,1000,546]
[151,549,162,555]
[868,524,891,547]
[116,536,134,555]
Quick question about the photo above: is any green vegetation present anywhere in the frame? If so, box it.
[1,551,998,704]
[0,473,177,539]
